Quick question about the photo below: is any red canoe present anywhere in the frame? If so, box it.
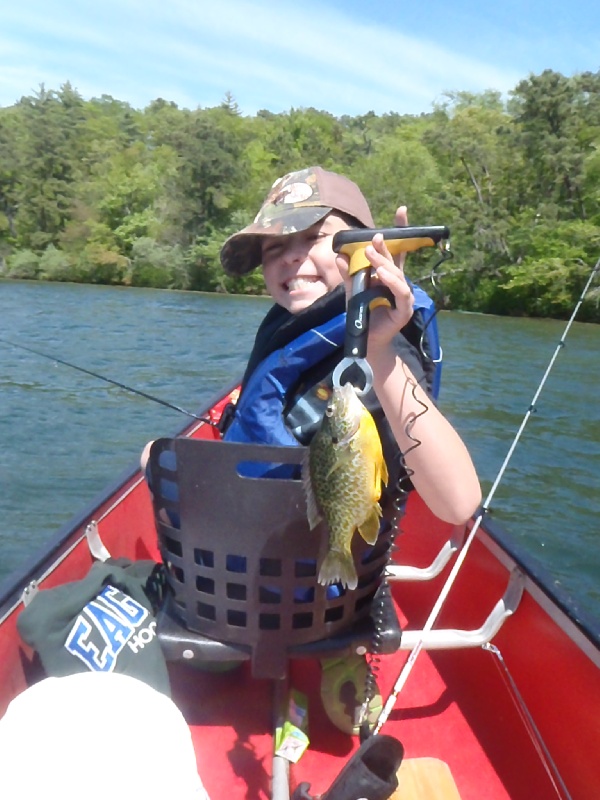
[0,385,598,800]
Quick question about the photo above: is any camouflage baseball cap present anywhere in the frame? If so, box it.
[220,166,375,276]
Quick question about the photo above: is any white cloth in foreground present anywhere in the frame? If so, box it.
[0,672,210,800]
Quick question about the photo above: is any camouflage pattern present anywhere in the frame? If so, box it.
[220,166,374,276]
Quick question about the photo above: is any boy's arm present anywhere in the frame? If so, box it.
[369,345,481,525]
[335,206,481,525]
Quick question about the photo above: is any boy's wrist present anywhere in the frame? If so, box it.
[369,342,423,397]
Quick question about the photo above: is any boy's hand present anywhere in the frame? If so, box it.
[336,205,414,352]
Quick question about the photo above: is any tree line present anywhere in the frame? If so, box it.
[1,70,599,321]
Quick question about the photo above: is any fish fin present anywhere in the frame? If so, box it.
[318,551,358,591]
[371,455,388,493]
[324,445,354,480]
[358,505,382,545]
[302,451,322,529]
[380,457,389,487]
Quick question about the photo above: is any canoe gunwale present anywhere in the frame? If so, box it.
[477,511,600,653]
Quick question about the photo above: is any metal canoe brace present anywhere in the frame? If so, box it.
[331,225,450,395]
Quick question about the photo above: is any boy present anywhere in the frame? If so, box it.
[219,166,481,733]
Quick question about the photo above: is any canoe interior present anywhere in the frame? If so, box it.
[0,390,598,799]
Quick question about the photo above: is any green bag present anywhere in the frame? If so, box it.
[17,558,170,696]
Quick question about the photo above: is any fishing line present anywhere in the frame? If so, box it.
[359,245,451,735]
[360,248,451,736]
[373,253,600,735]
[0,337,218,426]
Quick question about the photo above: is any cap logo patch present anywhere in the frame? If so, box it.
[273,181,313,205]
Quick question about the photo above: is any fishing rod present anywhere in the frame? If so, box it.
[373,253,600,735]
[0,337,217,425]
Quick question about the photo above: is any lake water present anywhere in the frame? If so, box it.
[1,280,599,620]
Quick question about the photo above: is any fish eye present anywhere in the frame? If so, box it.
[325,403,334,417]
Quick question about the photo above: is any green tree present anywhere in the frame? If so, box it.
[509,71,593,219]
[351,128,444,225]
[424,92,516,269]
[127,237,189,289]
[37,244,75,281]
[5,249,40,279]
[0,107,21,247]
[147,101,250,245]
[15,84,88,249]
[0,74,598,319]
[74,141,180,254]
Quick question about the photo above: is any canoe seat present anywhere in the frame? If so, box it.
[392,758,462,800]
[147,437,401,679]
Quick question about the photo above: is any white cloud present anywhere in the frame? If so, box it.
[0,0,589,115]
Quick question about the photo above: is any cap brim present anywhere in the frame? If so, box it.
[220,206,332,276]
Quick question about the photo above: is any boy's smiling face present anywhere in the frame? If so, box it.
[261,213,352,314]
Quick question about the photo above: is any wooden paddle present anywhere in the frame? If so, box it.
[392,758,462,800]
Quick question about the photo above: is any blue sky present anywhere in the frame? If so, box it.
[1,0,599,116]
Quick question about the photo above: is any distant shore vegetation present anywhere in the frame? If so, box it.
[1,70,599,321]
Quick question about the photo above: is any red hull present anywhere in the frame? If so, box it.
[0,390,598,799]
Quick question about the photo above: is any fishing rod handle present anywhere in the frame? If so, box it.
[333,226,450,276]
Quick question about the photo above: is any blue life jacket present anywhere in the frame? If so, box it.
[414,284,442,400]
[224,313,346,448]
[224,283,441,454]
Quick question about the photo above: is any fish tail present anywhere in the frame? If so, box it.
[318,551,358,591]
